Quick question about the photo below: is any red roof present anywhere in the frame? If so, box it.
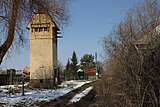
[84,68,96,74]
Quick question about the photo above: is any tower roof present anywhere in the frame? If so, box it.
[27,12,59,31]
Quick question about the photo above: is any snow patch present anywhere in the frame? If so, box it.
[0,80,91,107]
[69,86,93,103]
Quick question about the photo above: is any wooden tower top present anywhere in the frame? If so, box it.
[27,12,59,31]
[27,12,60,39]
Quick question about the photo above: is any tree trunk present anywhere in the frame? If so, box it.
[0,0,19,65]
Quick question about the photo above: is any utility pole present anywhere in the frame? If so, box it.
[95,52,98,79]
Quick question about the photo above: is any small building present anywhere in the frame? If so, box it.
[134,23,160,49]
[77,68,97,80]
[133,23,160,60]
[133,23,160,75]
[84,68,96,80]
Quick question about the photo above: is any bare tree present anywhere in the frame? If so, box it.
[96,0,160,106]
[0,0,70,65]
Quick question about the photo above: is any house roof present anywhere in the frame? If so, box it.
[134,23,160,45]
[83,68,96,74]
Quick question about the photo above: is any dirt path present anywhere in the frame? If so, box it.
[40,81,98,107]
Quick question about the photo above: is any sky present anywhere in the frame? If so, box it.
[1,0,143,70]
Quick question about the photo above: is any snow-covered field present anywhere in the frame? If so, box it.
[0,80,91,107]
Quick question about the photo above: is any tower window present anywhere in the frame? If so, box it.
[35,28,38,32]
[39,28,43,32]
[31,28,33,32]
[44,27,49,32]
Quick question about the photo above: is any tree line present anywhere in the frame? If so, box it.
[64,51,103,80]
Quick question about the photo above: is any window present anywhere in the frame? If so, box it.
[35,28,38,32]
[39,28,43,32]
[44,27,49,32]
[31,28,33,32]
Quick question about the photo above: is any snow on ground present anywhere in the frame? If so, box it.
[69,86,93,103]
[0,80,91,107]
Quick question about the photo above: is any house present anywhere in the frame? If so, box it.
[77,68,97,80]
[84,68,96,80]
[134,23,160,50]
[133,23,160,72]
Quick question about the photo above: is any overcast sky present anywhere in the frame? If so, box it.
[1,0,143,70]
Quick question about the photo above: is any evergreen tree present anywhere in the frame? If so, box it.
[65,59,71,80]
[80,54,95,69]
[70,51,78,79]
[65,59,70,71]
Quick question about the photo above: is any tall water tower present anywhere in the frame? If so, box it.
[27,11,61,88]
